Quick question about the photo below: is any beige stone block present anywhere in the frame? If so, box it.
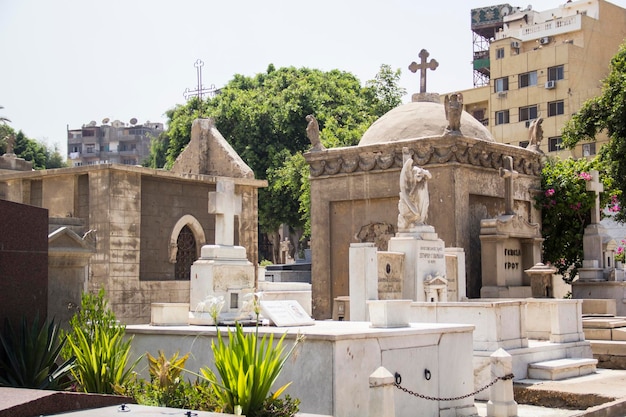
[582,299,617,316]
[584,328,612,340]
[590,340,626,356]
[611,328,626,341]
[583,317,626,328]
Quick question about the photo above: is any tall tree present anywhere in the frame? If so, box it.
[149,64,405,256]
[562,41,626,222]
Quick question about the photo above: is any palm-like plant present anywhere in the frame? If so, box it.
[0,316,75,390]
[200,322,302,417]
[0,106,10,124]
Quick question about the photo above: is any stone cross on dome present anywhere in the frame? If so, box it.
[586,170,604,225]
[409,49,439,94]
[499,156,519,215]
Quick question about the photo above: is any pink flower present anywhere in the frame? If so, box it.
[579,172,592,181]
[545,188,555,197]
[570,202,582,211]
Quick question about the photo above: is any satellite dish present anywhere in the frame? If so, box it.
[500,5,510,16]
[89,120,97,127]
[130,117,137,125]
[102,118,110,124]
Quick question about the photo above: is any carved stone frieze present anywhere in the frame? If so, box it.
[305,137,542,178]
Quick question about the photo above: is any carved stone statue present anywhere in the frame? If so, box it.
[527,117,543,151]
[3,134,15,155]
[398,152,432,230]
[306,114,325,151]
[444,93,463,132]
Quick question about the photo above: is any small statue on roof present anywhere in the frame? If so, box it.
[444,93,463,133]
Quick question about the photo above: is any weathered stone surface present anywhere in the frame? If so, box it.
[171,118,254,178]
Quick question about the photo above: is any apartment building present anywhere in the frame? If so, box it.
[67,118,164,167]
[459,0,626,158]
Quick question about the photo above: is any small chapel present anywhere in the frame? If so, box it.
[0,119,266,324]
[304,50,543,319]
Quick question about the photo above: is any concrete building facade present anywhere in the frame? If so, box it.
[67,119,164,167]
[459,0,626,158]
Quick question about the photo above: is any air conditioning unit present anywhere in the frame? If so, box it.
[540,36,551,45]
[511,41,520,49]
[497,91,508,98]
[545,80,556,89]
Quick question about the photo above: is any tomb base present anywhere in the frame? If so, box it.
[388,231,446,302]
[189,244,255,321]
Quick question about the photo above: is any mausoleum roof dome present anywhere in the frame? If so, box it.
[358,100,495,146]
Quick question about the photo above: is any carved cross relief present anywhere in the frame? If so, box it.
[586,170,604,225]
[208,179,242,246]
[499,156,519,215]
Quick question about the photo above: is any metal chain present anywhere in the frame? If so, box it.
[394,373,514,402]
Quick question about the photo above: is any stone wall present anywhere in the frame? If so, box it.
[305,136,542,318]
[0,199,48,327]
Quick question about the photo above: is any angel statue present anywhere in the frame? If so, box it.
[306,114,325,151]
[444,93,463,132]
[398,149,432,231]
[527,117,543,151]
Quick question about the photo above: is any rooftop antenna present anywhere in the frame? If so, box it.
[183,59,218,101]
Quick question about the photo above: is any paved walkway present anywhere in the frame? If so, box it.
[477,368,626,417]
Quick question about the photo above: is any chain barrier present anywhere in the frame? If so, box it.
[393,372,514,402]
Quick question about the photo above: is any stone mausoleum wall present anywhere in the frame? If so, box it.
[305,136,542,319]
[0,165,264,324]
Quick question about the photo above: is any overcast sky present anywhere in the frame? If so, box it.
[2,0,625,157]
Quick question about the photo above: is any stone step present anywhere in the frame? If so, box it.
[582,317,626,329]
[527,358,597,381]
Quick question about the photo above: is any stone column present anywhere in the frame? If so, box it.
[349,243,378,321]
[487,348,517,417]
[368,367,395,417]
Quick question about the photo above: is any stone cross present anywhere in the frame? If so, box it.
[499,156,519,215]
[208,179,242,246]
[586,170,603,224]
[409,49,439,94]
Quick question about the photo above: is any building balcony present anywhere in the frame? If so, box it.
[496,14,581,43]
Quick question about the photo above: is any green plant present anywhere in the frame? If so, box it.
[0,315,74,390]
[257,394,301,417]
[200,321,302,417]
[64,289,141,394]
[616,239,626,263]
[116,351,220,411]
[535,157,617,282]
[259,259,273,267]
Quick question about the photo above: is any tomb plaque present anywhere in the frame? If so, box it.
[260,300,315,327]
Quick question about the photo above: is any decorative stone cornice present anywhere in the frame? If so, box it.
[304,136,542,178]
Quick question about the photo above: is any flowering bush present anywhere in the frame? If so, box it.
[536,157,617,282]
[616,240,626,263]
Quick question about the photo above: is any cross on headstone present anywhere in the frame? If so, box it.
[408,49,439,94]
[208,179,242,246]
[587,170,604,224]
[499,156,519,215]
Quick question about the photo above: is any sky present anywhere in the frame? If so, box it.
[2,0,626,158]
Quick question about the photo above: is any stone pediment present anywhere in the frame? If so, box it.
[171,118,254,178]
[48,227,94,252]
[480,214,541,239]
[424,275,448,286]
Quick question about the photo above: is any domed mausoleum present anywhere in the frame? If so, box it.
[304,94,543,319]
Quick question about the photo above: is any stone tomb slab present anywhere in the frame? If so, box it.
[527,358,597,381]
[126,321,477,417]
[582,317,626,329]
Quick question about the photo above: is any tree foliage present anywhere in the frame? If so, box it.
[562,41,626,222]
[535,157,618,282]
[149,64,405,240]
[0,123,66,169]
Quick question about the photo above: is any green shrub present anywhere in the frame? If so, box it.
[200,321,302,417]
[117,351,219,411]
[0,315,74,390]
[63,289,141,394]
